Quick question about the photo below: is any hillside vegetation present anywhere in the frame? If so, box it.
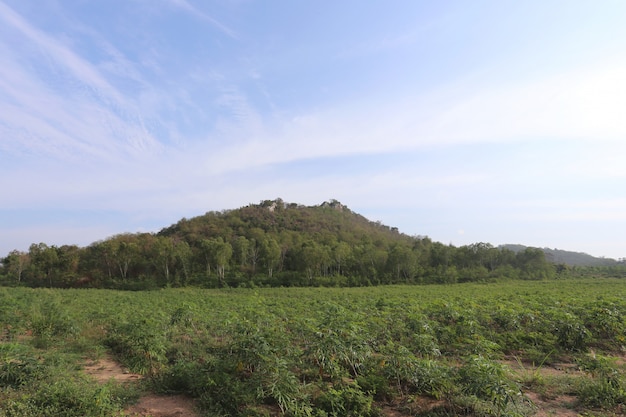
[501,244,618,267]
[1,199,624,289]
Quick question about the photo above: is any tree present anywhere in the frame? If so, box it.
[516,247,555,280]
[113,235,140,280]
[259,236,281,278]
[56,245,81,286]
[174,240,192,285]
[203,237,233,287]
[348,242,388,284]
[332,242,351,276]
[233,236,250,269]
[386,244,418,283]
[28,243,59,287]
[3,250,30,283]
[296,241,328,283]
[150,236,177,285]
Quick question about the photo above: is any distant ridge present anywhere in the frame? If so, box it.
[500,244,618,267]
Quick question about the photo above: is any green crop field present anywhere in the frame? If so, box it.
[2,278,626,416]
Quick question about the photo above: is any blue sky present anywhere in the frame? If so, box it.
[1,0,625,260]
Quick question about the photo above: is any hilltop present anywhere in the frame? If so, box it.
[159,198,411,248]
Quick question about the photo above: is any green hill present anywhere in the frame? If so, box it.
[159,198,411,248]
[2,198,622,289]
[500,244,617,267]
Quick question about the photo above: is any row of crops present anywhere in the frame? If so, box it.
[1,279,626,416]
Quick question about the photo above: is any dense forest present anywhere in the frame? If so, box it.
[1,199,624,289]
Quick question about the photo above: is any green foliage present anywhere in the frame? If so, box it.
[0,344,45,388]
[314,382,375,417]
[2,280,626,415]
[576,354,626,409]
[30,297,78,338]
[105,316,168,375]
[457,356,522,416]
[380,343,451,398]
[1,199,581,289]
[0,336,137,417]
[0,377,133,417]
[553,312,592,352]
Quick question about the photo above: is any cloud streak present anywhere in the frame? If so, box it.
[165,0,238,39]
[0,1,162,161]
[192,57,626,180]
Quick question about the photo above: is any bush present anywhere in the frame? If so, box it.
[314,383,375,417]
[577,354,626,409]
[553,312,591,352]
[457,356,522,416]
[0,344,46,388]
[105,317,168,375]
[0,376,136,417]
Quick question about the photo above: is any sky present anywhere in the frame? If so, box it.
[1,0,625,260]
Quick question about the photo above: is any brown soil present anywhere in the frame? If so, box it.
[83,356,142,383]
[83,356,201,417]
[380,397,446,416]
[525,392,579,417]
[125,394,202,417]
[502,359,583,417]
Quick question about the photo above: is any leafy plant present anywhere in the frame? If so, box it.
[457,355,522,416]
[576,353,626,409]
[314,382,375,417]
[105,317,168,375]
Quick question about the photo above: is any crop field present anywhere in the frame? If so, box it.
[2,278,626,416]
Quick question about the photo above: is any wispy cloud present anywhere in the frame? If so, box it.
[188,57,626,180]
[0,1,161,160]
[0,2,122,105]
[165,0,238,39]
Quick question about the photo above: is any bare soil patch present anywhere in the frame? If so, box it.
[500,359,583,417]
[501,358,583,378]
[380,397,446,417]
[125,394,202,417]
[525,392,579,417]
[83,356,201,417]
[83,355,142,383]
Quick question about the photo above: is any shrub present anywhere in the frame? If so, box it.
[577,354,626,409]
[457,356,522,416]
[553,312,591,352]
[105,317,168,375]
[314,382,375,417]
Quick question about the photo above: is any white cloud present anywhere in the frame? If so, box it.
[419,63,626,144]
[0,2,122,105]
[0,1,166,163]
[164,0,238,39]
[189,57,626,178]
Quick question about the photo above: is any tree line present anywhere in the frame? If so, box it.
[0,199,615,289]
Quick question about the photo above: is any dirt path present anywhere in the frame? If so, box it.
[83,355,201,417]
[125,394,202,417]
[502,359,583,417]
[525,392,579,417]
[83,356,142,383]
